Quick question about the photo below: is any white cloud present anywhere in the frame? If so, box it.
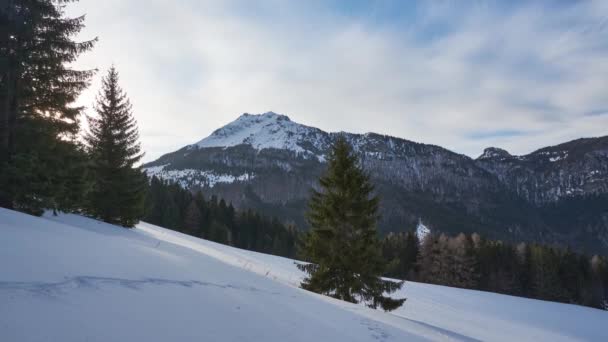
[67,0,608,161]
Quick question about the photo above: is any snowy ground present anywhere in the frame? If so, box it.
[1,208,606,341]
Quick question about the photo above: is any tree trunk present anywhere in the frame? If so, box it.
[0,1,16,209]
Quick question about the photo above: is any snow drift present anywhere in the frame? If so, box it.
[1,208,606,341]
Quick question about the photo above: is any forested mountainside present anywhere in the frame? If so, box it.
[144,112,608,254]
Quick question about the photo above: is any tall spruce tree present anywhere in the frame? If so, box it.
[447,233,478,288]
[85,66,145,227]
[0,0,96,213]
[298,136,405,311]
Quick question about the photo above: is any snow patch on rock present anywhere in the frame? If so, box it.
[144,165,253,188]
[549,152,568,162]
[416,219,430,242]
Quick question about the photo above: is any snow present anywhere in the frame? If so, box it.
[416,219,431,241]
[193,112,327,160]
[1,208,607,341]
[535,151,569,162]
[144,164,253,188]
[549,153,568,162]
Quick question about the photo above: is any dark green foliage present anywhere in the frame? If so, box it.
[385,229,608,310]
[144,176,187,229]
[473,236,520,295]
[0,0,95,213]
[143,176,299,258]
[530,246,567,301]
[0,120,90,215]
[382,232,419,279]
[183,199,202,235]
[298,137,405,311]
[589,256,608,309]
[446,233,478,288]
[85,67,145,227]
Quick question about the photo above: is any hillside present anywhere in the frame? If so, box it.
[144,112,608,254]
[1,208,606,341]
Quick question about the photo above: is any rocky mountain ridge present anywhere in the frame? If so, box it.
[145,112,608,254]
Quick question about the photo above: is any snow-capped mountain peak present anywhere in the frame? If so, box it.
[193,112,329,157]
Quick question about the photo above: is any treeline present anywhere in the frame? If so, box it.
[383,232,608,310]
[144,176,299,257]
[1,1,145,227]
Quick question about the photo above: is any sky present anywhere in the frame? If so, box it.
[66,0,608,162]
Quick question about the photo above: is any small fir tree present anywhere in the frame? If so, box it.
[85,66,145,227]
[298,136,405,311]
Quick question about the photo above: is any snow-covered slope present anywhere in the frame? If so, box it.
[194,112,329,159]
[1,209,606,341]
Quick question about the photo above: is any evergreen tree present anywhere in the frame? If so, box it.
[589,255,607,309]
[0,0,95,212]
[448,233,478,288]
[530,246,566,301]
[184,200,202,235]
[85,66,145,227]
[142,178,299,258]
[515,242,533,296]
[418,233,444,283]
[382,231,419,280]
[298,136,405,311]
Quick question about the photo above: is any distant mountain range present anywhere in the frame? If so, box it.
[144,112,608,254]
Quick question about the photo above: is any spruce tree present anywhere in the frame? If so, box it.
[448,233,478,288]
[531,246,566,301]
[382,232,420,280]
[418,233,443,283]
[298,136,405,311]
[184,200,202,235]
[85,66,145,227]
[0,0,96,212]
